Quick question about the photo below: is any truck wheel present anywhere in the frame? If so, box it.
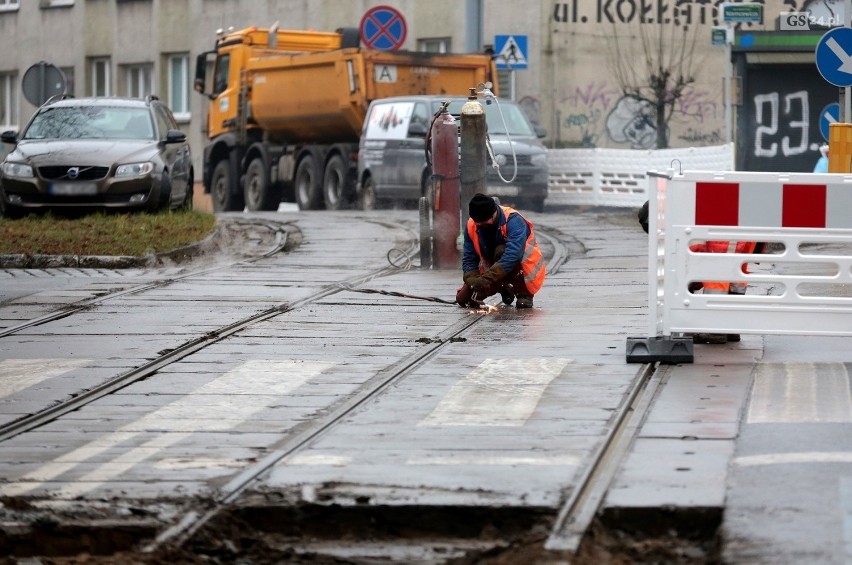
[359,175,377,210]
[295,153,323,210]
[211,159,244,212]
[323,154,348,211]
[244,157,282,211]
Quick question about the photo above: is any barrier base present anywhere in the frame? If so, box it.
[625,336,694,364]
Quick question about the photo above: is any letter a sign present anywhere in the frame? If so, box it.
[494,35,528,70]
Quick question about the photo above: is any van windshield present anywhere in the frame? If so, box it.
[438,99,535,137]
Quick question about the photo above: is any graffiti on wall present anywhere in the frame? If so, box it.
[558,81,720,148]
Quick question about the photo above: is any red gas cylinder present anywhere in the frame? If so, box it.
[430,108,460,269]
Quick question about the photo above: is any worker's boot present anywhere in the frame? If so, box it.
[516,294,534,309]
[499,284,515,305]
[691,333,727,344]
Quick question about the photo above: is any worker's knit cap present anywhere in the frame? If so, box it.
[469,193,497,222]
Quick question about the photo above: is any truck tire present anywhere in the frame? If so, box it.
[244,157,282,211]
[359,175,377,210]
[211,159,244,212]
[323,154,348,211]
[295,153,323,210]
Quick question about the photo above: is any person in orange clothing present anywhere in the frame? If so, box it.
[637,200,761,344]
[687,240,761,344]
[456,193,546,309]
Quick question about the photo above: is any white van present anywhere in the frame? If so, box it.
[357,95,549,212]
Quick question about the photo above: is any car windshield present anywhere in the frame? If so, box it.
[438,99,536,136]
[22,106,155,141]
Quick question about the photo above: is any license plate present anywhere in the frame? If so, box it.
[487,185,519,197]
[50,182,97,195]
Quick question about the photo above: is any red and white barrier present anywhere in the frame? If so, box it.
[646,170,852,342]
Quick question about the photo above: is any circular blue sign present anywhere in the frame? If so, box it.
[360,6,407,51]
[816,28,852,87]
[819,102,840,141]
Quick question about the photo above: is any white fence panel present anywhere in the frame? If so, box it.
[649,170,852,338]
[547,144,734,208]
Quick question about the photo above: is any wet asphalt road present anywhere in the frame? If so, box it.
[0,206,851,563]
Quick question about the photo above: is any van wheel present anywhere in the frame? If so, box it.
[295,153,323,210]
[245,157,282,211]
[323,154,347,211]
[180,173,194,211]
[360,176,377,210]
[211,159,244,212]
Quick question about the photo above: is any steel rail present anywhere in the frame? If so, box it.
[0,219,292,339]
[544,361,664,552]
[143,225,575,554]
[0,222,416,443]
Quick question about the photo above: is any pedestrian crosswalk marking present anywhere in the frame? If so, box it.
[0,359,335,498]
[747,362,852,423]
[0,358,91,399]
[419,358,572,426]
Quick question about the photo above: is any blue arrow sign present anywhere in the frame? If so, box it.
[819,102,840,141]
[816,28,852,87]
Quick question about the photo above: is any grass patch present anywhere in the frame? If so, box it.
[0,210,217,256]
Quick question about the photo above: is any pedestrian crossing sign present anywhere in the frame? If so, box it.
[494,35,528,70]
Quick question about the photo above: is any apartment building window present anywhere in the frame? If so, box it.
[90,58,111,96]
[0,0,20,12]
[418,38,450,53]
[124,64,153,98]
[167,54,190,121]
[0,72,18,129]
[40,0,74,7]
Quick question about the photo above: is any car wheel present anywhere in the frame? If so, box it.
[359,175,377,210]
[244,157,282,211]
[157,173,173,211]
[323,154,348,211]
[180,174,195,211]
[295,153,323,210]
[211,159,244,212]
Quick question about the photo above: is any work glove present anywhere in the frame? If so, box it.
[470,264,506,292]
[463,270,479,287]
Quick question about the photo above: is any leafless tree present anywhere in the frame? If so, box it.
[607,22,703,149]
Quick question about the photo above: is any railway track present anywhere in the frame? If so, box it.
[0,210,659,562]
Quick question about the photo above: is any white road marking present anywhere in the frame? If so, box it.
[287,454,352,466]
[406,454,581,466]
[736,452,852,466]
[747,363,852,423]
[420,358,572,427]
[0,358,91,399]
[0,360,334,498]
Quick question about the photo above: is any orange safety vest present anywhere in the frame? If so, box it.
[466,205,546,295]
[689,240,757,294]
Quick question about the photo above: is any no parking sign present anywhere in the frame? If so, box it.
[360,5,407,51]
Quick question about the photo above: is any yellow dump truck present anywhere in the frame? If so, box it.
[194,25,497,211]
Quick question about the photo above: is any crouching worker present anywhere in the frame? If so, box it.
[455,193,546,309]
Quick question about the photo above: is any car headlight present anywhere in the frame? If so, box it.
[530,153,548,167]
[1,162,34,178]
[115,162,154,177]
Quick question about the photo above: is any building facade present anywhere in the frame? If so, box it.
[0,0,838,173]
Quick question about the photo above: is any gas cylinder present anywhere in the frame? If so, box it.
[460,88,486,224]
[431,105,460,269]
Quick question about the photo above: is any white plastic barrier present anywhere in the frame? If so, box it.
[647,169,852,340]
[547,144,734,208]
